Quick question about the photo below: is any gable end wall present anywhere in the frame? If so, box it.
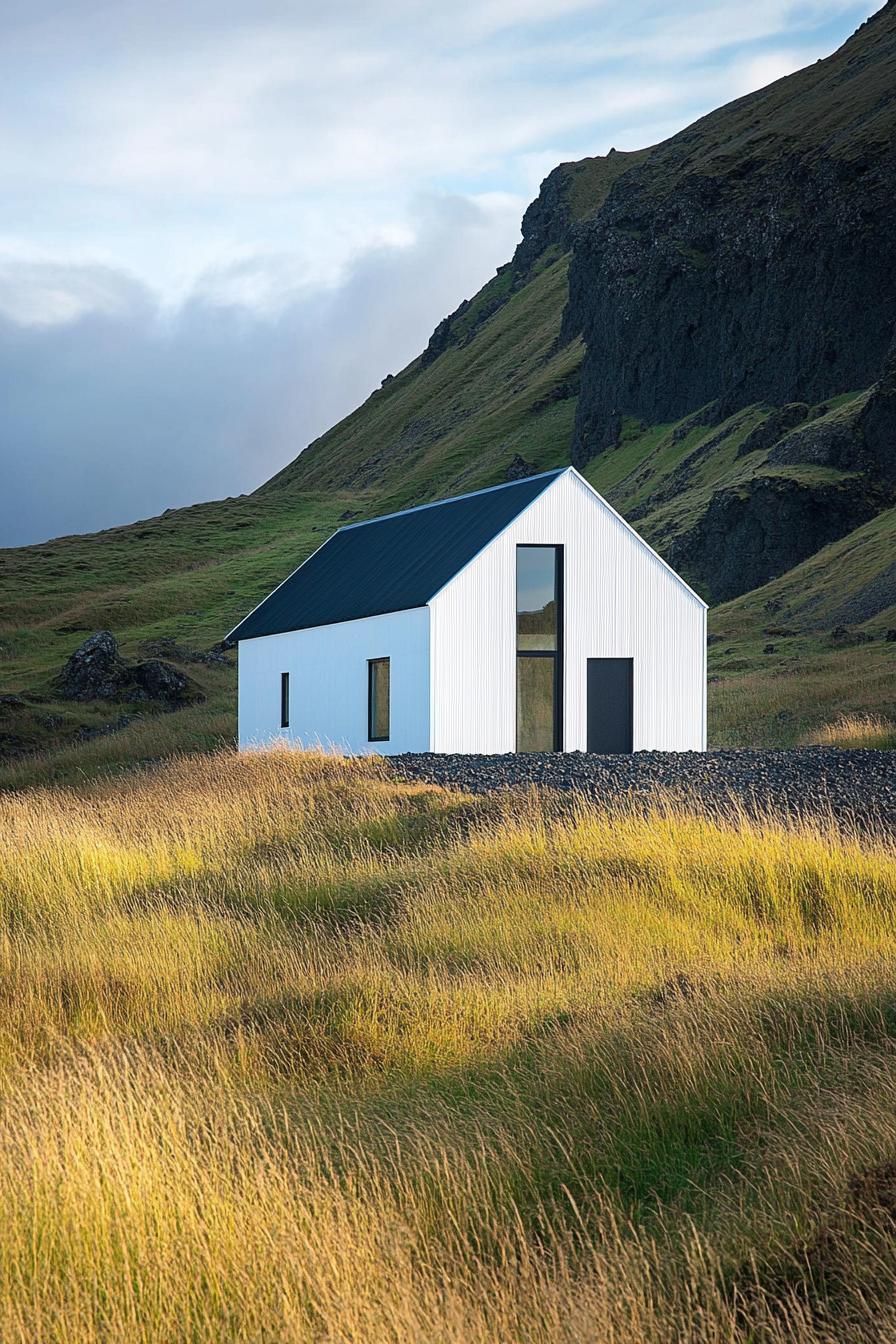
[428,471,706,752]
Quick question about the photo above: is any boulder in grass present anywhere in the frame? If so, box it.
[55,632,204,706]
[55,631,130,701]
[131,659,203,706]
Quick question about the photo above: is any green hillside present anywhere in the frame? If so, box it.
[264,253,582,509]
[1,12,895,780]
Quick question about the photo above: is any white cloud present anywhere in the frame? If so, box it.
[0,0,876,542]
[0,191,523,545]
[731,47,810,92]
[0,258,150,327]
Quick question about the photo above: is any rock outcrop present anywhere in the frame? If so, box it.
[667,474,890,604]
[735,404,809,459]
[766,339,896,479]
[139,636,233,667]
[55,632,204,706]
[857,335,896,483]
[55,631,130,701]
[505,454,538,481]
[420,149,646,369]
[132,660,199,703]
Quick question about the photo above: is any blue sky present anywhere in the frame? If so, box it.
[0,0,875,544]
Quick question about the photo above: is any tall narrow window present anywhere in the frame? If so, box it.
[280,672,290,729]
[516,546,562,751]
[368,658,390,742]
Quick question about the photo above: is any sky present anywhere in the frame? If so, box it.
[0,0,875,546]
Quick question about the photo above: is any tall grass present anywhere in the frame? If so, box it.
[803,711,896,750]
[0,746,895,1340]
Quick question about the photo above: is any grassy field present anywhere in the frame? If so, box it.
[1,746,896,1340]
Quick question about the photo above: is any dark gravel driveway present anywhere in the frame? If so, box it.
[388,749,896,836]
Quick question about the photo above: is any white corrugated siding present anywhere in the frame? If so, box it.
[237,607,430,754]
[428,470,706,752]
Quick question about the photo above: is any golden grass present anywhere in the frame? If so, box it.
[0,746,895,1340]
[708,641,896,747]
[803,711,896,750]
[0,700,236,791]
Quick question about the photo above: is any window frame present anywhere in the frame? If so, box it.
[280,671,290,729]
[367,656,391,743]
[515,544,563,751]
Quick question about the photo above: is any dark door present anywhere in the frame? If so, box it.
[587,658,633,753]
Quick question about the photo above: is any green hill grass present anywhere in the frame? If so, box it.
[262,252,582,507]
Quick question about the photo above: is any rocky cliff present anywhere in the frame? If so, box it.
[420,147,645,369]
[564,1,896,460]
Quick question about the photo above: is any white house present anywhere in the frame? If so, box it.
[228,467,707,755]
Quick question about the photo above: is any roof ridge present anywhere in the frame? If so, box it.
[338,468,568,532]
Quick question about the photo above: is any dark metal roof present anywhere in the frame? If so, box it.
[228,469,565,641]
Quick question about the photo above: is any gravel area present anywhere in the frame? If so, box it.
[389,749,896,836]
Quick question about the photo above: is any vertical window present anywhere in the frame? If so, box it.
[516,546,562,751]
[280,671,290,729]
[368,658,390,742]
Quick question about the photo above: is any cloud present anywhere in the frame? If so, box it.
[0,259,150,327]
[0,5,867,265]
[730,47,811,92]
[0,0,875,544]
[0,193,522,546]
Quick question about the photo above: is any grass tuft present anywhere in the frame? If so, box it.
[802,712,896,750]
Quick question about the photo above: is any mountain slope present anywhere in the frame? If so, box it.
[262,148,647,510]
[1,6,895,777]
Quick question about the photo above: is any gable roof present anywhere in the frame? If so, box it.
[227,469,565,642]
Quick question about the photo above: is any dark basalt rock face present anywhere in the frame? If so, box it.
[420,151,645,370]
[511,163,585,276]
[858,336,896,483]
[564,4,896,462]
[56,632,204,706]
[735,404,809,459]
[666,474,890,604]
